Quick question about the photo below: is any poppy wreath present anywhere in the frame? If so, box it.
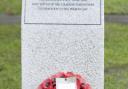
[38,72,92,89]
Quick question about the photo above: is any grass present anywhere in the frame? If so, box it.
[105,23,128,68]
[0,0,21,15]
[105,0,128,14]
[0,25,21,89]
[0,23,128,89]
[105,69,128,89]
[105,23,128,89]
[0,0,128,15]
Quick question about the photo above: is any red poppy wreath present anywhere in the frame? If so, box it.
[37,72,92,89]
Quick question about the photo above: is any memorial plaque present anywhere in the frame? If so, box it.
[24,0,101,25]
[22,0,104,89]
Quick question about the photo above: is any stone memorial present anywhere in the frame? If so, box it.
[22,0,104,89]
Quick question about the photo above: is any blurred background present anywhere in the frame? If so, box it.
[0,0,128,89]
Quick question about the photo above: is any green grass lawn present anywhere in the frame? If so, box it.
[0,0,21,15]
[105,23,128,68]
[105,23,128,89]
[0,24,128,89]
[0,25,21,89]
[105,0,128,14]
[0,0,128,15]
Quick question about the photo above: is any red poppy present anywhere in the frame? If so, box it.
[38,72,92,89]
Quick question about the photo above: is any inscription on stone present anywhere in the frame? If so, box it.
[32,0,95,11]
[24,0,101,24]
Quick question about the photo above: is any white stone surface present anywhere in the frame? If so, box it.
[22,0,104,89]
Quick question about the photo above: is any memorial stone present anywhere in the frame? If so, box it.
[22,0,104,89]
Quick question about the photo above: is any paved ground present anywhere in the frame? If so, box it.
[105,15,128,24]
[0,15,128,24]
[0,15,20,24]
